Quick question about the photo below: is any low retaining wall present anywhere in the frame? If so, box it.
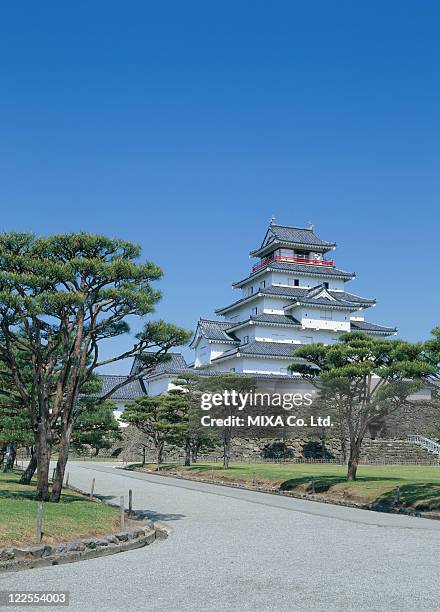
[0,512,168,573]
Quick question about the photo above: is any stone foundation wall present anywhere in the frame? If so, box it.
[104,398,440,464]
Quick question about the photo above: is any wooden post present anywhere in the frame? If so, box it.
[252,472,256,486]
[128,489,133,516]
[311,478,315,495]
[395,486,400,507]
[36,501,43,543]
[142,447,146,466]
[90,477,95,498]
[65,472,69,488]
[120,496,125,530]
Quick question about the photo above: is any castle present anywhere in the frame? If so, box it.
[142,221,396,396]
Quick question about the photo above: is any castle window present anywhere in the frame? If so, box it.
[320,310,333,320]
[243,335,249,344]
[324,282,329,289]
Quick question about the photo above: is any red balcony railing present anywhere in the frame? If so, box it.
[252,255,334,273]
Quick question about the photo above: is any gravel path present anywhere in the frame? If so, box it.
[1,461,439,612]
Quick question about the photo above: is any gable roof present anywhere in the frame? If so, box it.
[284,284,374,311]
[216,284,375,315]
[189,319,239,347]
[250,223,335,257]
[226,313,302,332]
[265,224,335,247]
[130,352,188,376]
[212,340,304,362]
[88,375,146,400]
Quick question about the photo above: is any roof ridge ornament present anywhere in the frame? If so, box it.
[269,215,276,225]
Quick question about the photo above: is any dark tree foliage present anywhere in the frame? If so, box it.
[291,332,436,480]
[124,394,184,467]
[0,232,191,500]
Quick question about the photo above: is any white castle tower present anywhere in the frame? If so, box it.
[189,221,396,377]
[142,221,396,395]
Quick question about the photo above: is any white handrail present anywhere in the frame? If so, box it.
[408,435,440,455]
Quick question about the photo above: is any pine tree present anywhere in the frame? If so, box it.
[124,395,183,468]
[0,232,190,500]
[292,332,436,480]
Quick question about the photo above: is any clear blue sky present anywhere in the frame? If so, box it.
[0,1,438,372]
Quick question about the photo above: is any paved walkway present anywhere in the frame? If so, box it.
[1,461,439,611]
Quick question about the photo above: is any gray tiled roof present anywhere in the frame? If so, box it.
[90,375,146,400]
[216,285,375,314]
[145,353,188,374]
[233,261,354,287]
[131,352,189,376]
[227,314,302,329]
[147,367,302,382]
[212,340,302,361]
[197,319,240,343]
[350,320,397,334]
[266,224,335,247]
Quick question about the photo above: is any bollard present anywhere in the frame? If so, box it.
[36,501,43,543]
[395,486,400,507]
[311,478,315,495]
[129,489,133,517]
[90,477,95,498]
[252,472,256,486]
[120,496,125,530]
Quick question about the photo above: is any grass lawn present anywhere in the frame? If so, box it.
[0,470,119,548]
[138,462,440,511]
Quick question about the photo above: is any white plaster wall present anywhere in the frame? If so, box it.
[194,339,209,368]
[262,296,291,315]
[271,270,345,291]
[240,357,294,375]
[195,340,232,367]
[208,342,233,361]
[233,326,256,344]
[209,357,244,373]
[145,377,174,396]
[224,296,266,321]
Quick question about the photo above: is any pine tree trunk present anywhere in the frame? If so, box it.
[223,431,230,470]
[35,424,52,501]
[19,448,37,484]
[156,443,163,469]
[50,421,73,502]
[184,440,191,466]
[191,446,198,463]
[340,437,347,464]
[347,443,361,481]
[3,443,16,472]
